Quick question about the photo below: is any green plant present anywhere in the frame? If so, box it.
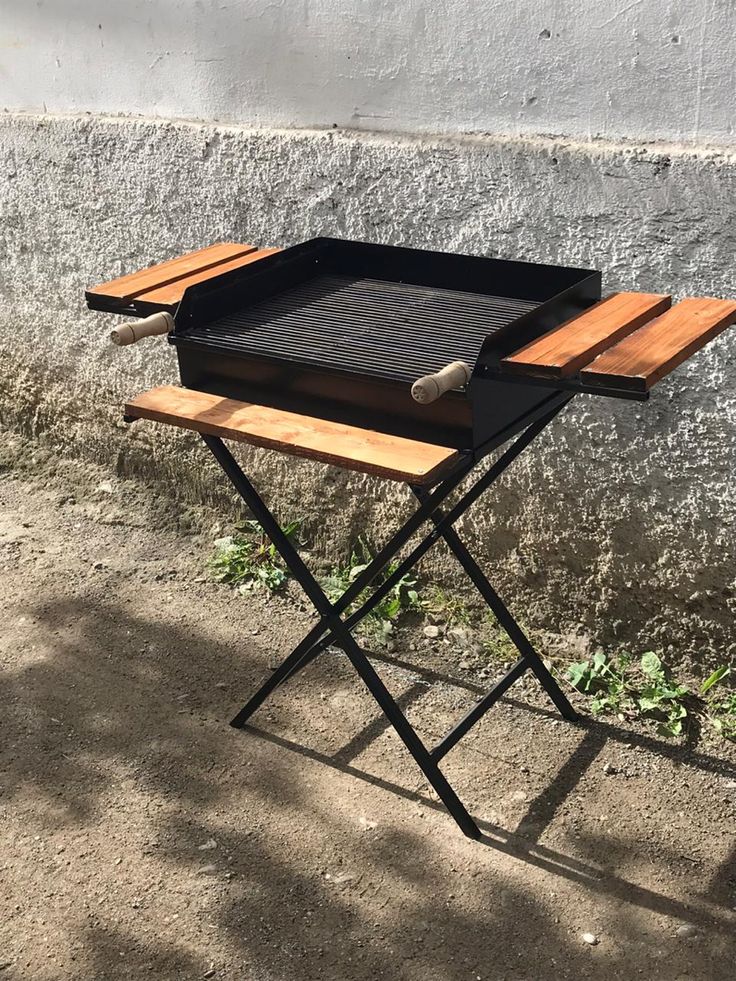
[701,666,736,741]
[636,652,689,737]
[209,518,301,592]
[479,617,518,664]
[321,537,421,645]
[565,651,633,718]
[565,650,689,737]
[421,586,472,626]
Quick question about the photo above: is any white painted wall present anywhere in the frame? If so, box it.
[2,0,735,144]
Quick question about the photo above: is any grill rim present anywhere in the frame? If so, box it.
[171,236,602,448]
[175,273,540,384]
[172,238,600,389]
[171,332,480,389]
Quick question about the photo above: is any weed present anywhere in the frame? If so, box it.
[701,666,736,741]
[565,651,634,718]
[480,618,518,664]
[209,518,301,592]
[565,651,689,737]
[321,537,421,645]
[421,586,472,626]
[636,651,689,737]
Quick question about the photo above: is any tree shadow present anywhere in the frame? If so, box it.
[2,593,735,979]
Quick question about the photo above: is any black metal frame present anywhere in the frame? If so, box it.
[169,237,602,449]
[201,400,579,839]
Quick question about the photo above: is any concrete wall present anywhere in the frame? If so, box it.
[1,113,734,666]
[3,1,736,145]
[1,2,734,663]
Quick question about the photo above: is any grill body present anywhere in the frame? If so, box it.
[172,238,601,450]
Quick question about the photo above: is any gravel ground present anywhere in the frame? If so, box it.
[0,438,735,980]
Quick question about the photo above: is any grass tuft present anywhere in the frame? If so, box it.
[564,651,735,741]
[209,518,301,592]
[322,537,422,646]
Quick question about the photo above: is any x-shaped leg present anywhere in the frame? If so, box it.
[410,487,578,762]
[201,401,576,838]
[203,432,480,837]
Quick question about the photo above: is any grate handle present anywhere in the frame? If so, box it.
[110,312,174,347]
[411,361,472,404]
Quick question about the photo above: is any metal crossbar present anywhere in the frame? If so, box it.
[201,402,579,839]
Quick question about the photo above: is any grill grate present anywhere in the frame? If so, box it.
[182,274,538,382]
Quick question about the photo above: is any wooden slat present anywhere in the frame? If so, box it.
[501,292,672,378]
[86,242,257,304]
[133,247,281,308]
[125,386,460,485]
[580,297,736,392]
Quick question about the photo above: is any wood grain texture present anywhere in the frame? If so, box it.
[580,297,736,391]
[133,247,281,307]
[125,386,460,485]
[501,292,672,378]
[86,242,257,304]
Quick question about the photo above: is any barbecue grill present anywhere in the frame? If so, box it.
[168,238,601,449]
[87,237,736,840]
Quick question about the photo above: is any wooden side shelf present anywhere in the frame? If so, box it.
[579,297,736,392]
[90,241,735,400]
[86,243,279,314]
[501,292,671,378]
[125,386,461,485]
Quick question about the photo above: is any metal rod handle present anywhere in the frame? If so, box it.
[110,311,174,346]
[411,361,471,404]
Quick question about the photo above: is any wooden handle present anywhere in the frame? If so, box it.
[110,311,174,346]
[411,361,472,404]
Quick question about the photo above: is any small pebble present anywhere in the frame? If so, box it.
[603,762,617,775]
[676,923,698,940]
[198,839,218,851]
[197,864,218,876]
[581,932,599,945]
[423,625,440,639]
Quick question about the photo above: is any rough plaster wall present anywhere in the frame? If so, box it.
[1,113,735,666]
[3,1,736,145]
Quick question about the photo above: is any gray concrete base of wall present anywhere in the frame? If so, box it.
[1,113,734,667]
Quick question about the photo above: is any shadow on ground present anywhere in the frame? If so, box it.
[2,589,735,980]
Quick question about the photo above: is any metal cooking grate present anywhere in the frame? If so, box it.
[182,274,538,382]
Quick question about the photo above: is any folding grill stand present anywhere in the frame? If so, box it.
[201,397,579,840]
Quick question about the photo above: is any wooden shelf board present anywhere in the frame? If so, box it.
[580,297,736,391]
[86,242,258,309]
[501,292,671,378]
[125,385,461,485]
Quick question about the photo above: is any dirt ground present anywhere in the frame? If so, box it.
[1,437,735,981]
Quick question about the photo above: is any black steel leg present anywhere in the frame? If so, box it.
[413,487,579,724]
[230,622,325,728]
[430,658,528,761]
[200,402,571,839]
[325,614,480,838]
[229,447,478,709]
[202,434,480,837]
[272,402,571,676]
